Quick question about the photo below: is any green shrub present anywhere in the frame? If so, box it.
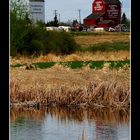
[10,0,79,56]
[47,32,78,55]
[10,15,79,56]
[44,31,79,55]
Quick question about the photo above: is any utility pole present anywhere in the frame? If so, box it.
[53,10,58,26]
[78,9,81,24]
[59,13,60,23]
[120,0,123,23]
[53,10,57,18]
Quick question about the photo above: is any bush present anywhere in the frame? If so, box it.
[11,17,79,56]
[44,31,79,55]
[10,0,79,56]
[10,14,79,56]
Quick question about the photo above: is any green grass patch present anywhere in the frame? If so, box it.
[12,64,23,67]
[11,60,130,69]
[60,61,84,69]
[70,32,130,36]
[79,41,130,52]
[33,62,55,69]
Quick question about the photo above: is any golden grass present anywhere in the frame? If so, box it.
[74,34,130,47]
[10,51,130,65]
[10,66,130,110]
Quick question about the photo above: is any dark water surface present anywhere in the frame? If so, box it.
[10,107,130,140]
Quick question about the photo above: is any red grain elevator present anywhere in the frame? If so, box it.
[84,0,121,28]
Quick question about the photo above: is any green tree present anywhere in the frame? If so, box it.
[72,20,78,26]
[10,0,32,55]
[54,15,58,26]
[121,13,130,29]
[121,13,127,24]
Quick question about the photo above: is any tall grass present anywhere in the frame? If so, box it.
[10,51,130,66]
[10,63,130,110]
[10,79,130,109]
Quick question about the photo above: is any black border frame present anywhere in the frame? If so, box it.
[0,0,9,139]
[131,0,140,139]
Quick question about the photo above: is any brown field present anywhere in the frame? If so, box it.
[10,51,130,65]
[74,33,130,47]
[10,65,130,109]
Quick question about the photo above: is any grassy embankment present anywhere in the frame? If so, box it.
[10,32,130,109]
[11,32,130,68]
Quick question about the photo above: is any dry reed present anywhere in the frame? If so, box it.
[10,51,130,65]
[10,67,130,110]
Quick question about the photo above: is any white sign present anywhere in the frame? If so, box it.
[29,1,45,23]
[107,5,119,18]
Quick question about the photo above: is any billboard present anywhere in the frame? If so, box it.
[92,0,105,13]
[29,0,45,23]
[106,4,119,19]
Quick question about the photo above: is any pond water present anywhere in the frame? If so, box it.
[10,107,130,140]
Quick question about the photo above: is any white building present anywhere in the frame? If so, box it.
[29,0,45,23]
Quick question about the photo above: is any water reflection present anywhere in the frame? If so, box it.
[11,107,129,123]
[10,107,130,140]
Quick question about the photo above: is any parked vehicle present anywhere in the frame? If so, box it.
[115,24,128,32]
[108,24,129,32]
[108,27,116,32]
[58,26,71,32]
[94,27,105,32]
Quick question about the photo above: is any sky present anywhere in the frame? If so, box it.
[44,0,130,23]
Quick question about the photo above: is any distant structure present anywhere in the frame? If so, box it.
[29,0,45,23]
[84,0,121,28]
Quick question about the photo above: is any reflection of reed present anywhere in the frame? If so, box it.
[47,107,86,123]
[10,107,129,124]
[87,108,129,124]
[10,107,46,123]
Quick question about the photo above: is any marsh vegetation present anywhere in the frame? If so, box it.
[10,65,130,110]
